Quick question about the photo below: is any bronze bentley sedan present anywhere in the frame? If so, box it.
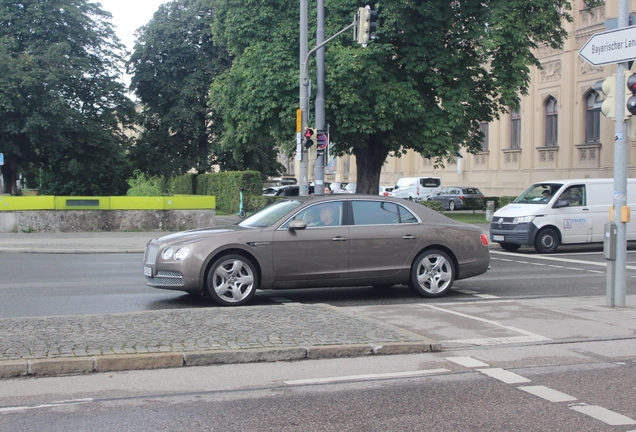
[143,195,490,306]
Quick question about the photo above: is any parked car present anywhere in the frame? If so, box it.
[379,186,394,196]
[427,186,485,211]
[390,177,442,200]
[143,195,491,306]
[336,183,356,194]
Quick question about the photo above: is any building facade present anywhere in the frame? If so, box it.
[296,0,636,196]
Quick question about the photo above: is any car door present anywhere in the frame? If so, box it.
[272,201,349,281]
[553,184,592,243]
[347,199,420,279]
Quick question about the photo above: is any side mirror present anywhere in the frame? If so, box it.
[289,220,307,231]
[553,199,570,209]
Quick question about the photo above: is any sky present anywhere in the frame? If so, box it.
[97,0,168,51]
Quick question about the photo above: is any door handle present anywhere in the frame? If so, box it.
[332,236,347,241]
[402,235,417,240]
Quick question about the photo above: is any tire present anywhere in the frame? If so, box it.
[409,249,455,298]
[448,200,456,211]
[500,242,521,252]
[206,254,258,306]
[534,228,559,254]
[238,209,246,219]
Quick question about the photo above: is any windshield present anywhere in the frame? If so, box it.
[395,178,415,188]
[513,183,564,204]
[238,200,303,228]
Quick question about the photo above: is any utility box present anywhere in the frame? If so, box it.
[485,200,495,222]
[603,221,617,260]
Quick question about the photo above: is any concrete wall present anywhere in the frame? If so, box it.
[0,210,216,233]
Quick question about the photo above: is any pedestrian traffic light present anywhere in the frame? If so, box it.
[356,6,378,45]
[304,128,317,148]
[598,75,616,119]
[626,73,636,116]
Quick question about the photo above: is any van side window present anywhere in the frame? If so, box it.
[558,185,585,207]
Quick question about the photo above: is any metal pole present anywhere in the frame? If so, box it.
[611,0,629,307]
[314,0,325,196]
[299,0,309,196]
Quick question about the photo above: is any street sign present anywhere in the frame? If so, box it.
[579,25,636,66]
[0,153,3,165]
[317,134,328,149]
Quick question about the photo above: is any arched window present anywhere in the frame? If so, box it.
[510,108,521,148]
[545,97,558,147]
[585,92,601,143]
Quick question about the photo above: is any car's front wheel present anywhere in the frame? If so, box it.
[534,228,559,254]
[206,254,258,306]
[409,249,455,298]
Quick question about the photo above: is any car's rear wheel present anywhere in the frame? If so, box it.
[534,228,559,254]
[409,249,455,298]
[448,200,456,211]
[500,242,521,252]
[206,254,258,306]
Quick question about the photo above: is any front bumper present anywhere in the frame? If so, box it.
[489,222,538,246]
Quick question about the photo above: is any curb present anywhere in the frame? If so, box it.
[0,342,441,380]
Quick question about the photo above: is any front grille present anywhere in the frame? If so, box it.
[145,243,159,265]
[146,270,184,286]
[490,218,517,231]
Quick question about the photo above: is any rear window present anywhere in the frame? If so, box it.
[421,178,441,187]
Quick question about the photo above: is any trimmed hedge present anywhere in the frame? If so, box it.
[196,171,262,214]
[169,173,197,195]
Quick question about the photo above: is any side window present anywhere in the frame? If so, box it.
[557,185,585,207]
[280,202,343,228]
[352,201,399,225]
[398,205,418,223]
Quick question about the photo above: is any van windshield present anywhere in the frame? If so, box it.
[513,183,564,204]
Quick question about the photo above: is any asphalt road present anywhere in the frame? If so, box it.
[2,246,636,318]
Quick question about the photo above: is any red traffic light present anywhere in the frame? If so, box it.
[304,129,313,138]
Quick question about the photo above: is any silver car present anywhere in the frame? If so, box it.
[143,195,490,306]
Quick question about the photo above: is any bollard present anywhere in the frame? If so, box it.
[485,200,495,222]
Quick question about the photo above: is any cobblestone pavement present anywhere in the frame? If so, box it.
[0,304,438,378]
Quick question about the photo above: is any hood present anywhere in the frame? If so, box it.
[155,225,250,245]
[493,203,540,217]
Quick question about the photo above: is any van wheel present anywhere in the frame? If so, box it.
[534,228,559,254]
[500,243,521,252]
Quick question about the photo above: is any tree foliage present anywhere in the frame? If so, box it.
[211,0,581,193]
[0,0,136,195]
[127,0,232,177]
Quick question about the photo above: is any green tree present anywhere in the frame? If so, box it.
[127,0,233,177]
[211,0,588,193]
[0,0,136,195]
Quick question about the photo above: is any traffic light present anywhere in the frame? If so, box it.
[626,73,636,116]
[356,6,378,45]
[597,75,616,119]
[304,128,317,148]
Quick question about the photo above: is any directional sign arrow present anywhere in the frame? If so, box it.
[579,25,636,66]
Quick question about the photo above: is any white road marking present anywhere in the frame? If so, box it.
[283,369,450,385]
[474,294,501,299]
[0,398,93,414]
[518,385,577,402]
[422,304,550,345]
[570,404,636,426]
[445,335,550,346]
[456,289,478,294]
[477,368,531,384]
[491,250,636,270]
[445,356,490,368]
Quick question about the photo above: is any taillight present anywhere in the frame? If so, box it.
[480,233,489,246]
[459,195,464,200]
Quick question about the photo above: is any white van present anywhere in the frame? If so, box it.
[390,177,442,200]
[490,178,636,253]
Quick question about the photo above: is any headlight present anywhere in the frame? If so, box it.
[174,247,191,261]
[162,248,174,260]
[513,215,535,224]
